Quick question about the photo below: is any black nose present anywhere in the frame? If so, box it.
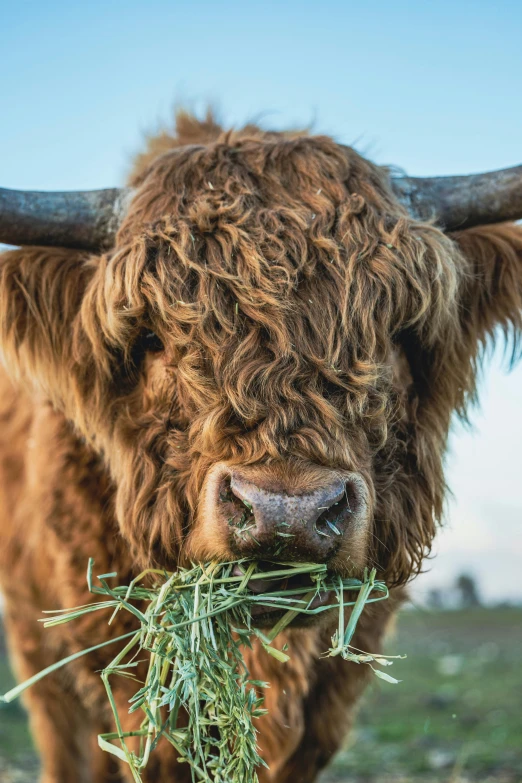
[219,471,368,562]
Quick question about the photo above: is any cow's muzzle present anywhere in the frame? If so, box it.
[197,461,371,569]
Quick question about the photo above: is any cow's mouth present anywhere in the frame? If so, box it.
[232,561,336,627]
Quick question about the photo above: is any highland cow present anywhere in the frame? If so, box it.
[0,112,521,783]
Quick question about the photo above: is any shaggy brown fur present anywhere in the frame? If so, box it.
[0,110,521,783]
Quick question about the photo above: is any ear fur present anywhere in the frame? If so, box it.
[0,246,92,407]
[378,222,522,586]
[451,222,522,360]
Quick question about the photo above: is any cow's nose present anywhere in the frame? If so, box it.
[219,470,368,562]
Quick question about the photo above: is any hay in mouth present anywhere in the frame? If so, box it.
[1,559,402,783]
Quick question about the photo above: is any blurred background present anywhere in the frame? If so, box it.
[0,1,521,781]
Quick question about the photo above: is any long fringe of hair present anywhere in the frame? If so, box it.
[1,111,521,584]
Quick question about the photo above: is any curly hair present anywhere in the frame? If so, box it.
[1,112,521,587]
[1,111,521,783]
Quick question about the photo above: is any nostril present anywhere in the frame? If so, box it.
[218,476,256,535]
[314,494,349,538]
[312,478,365,540]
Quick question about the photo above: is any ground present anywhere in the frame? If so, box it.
[0,607,520,783]
[320,606,522,783]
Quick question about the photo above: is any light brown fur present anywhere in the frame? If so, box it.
[0,111,521,782]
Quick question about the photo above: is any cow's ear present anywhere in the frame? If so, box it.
[451,223,522,357]
[0,246,93,404]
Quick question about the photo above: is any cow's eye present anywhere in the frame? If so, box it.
[128,330,164,370]
[142,331,164,353]
[115,329,166,390]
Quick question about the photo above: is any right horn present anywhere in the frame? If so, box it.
[391,164,522,231]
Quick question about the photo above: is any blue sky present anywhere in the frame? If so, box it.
[1,0,521,600]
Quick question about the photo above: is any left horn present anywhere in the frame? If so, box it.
[391,165,522,231]
[0,187,132,251]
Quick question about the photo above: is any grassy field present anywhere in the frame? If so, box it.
[0,607,521,782]
[321,607,522,783]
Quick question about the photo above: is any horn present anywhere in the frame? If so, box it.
[391,165,522,231]
[0,187,133,251]
[3,162,521,249]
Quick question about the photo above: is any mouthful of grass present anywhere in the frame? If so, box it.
[1,559,404,783]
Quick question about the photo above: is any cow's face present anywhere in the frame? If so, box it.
[6,125,516,606]
[63,132,467,597]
